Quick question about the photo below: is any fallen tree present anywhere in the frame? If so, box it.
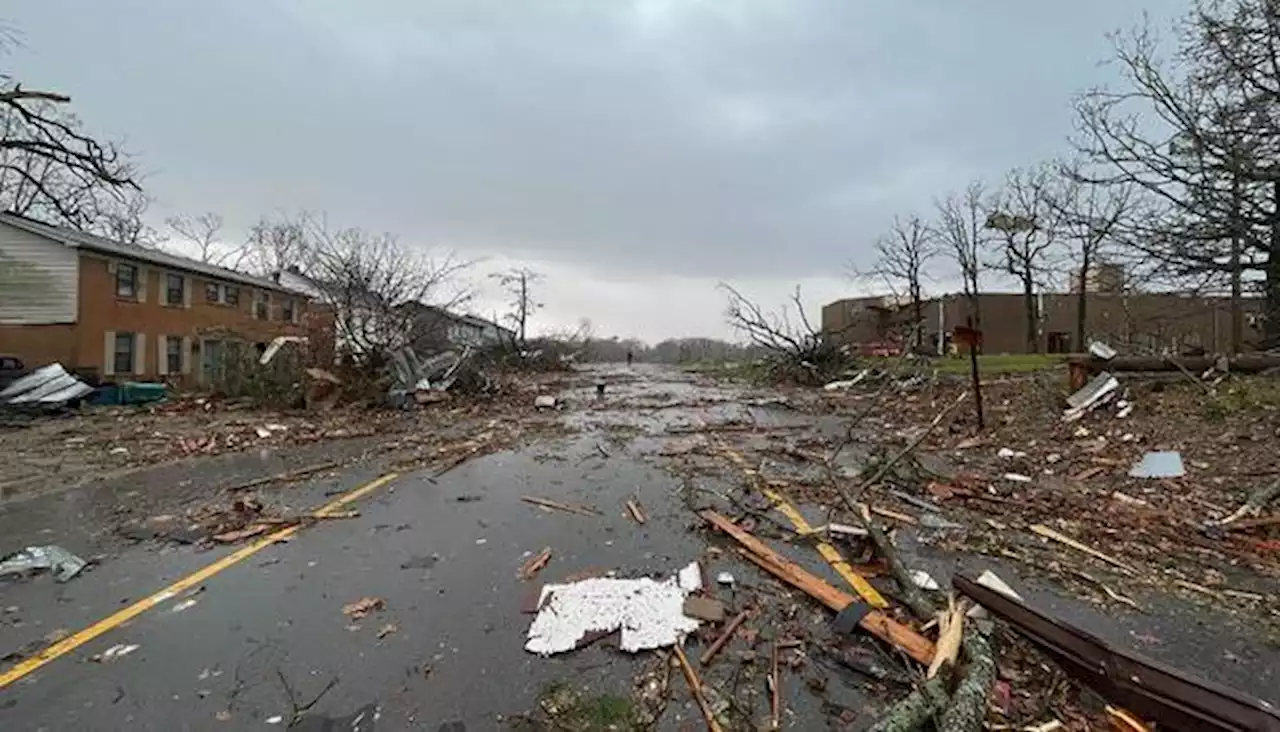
[719,283,853,385]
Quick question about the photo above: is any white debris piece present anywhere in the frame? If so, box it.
[534,395,558,409]
[716,571,736,586]
[93,643,140,662]
[967,570,1024,618]
[525,564,702,655]
[677,561,703,592]
[1088,341,1118,360]
[826,522,869,538]
[997,447,1027,459]
[823,370,870,391]
[910,570,940,590]
[1062,372,1120,422]
[1003,473,1032,483]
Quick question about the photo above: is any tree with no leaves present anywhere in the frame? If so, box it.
[934,181,989,335]
[489,267,544,350]
[1072,0,1280,345]
[986,165,1062,354]
[165,212,248,268]
[854,214,938,351]
[1044,163,1138,350]
[0,34,138,230]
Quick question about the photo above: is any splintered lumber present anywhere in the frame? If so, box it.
[701,510,935,665]
[1030,524,1136,575]
[1216,479,1280,526]
[625,499,648,524]
[700,610,750,666]
[673,644,724,732]
[936,628,996,732]
[225,461,340,492]
[519,547,552,580]
[770,641,781,729]
[520,495,601,517]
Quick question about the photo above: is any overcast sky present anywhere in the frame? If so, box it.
[7,0,1187,341]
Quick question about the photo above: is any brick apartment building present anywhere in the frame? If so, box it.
[822,291,1263,355]
[0,212,325,385]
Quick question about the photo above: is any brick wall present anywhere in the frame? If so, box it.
[76,252,314,384]
[0,323,79,369]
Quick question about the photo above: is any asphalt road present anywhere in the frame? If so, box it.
[1,364,1277,730]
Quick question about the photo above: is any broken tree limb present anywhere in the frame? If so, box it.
[700,610,750,666]
[626,499,648,524]
[519,548,552,580]
[1166,356,1215,395]
[520,495,601,517]
[860,513,938,621]
[673,644,724,732]
[867,671,953,732]
[225,461,340,492]
[858,390,969,494]
[937,627,996,732]
[1215,479,1280,526]
[1030,524,1136,575]
[927,599,964,679]
[701,510,935,664]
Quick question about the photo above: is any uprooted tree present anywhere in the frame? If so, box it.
[720,283,847,384]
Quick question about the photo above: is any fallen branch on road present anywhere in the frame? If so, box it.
[521,495,602,517]
[224,461,340,493]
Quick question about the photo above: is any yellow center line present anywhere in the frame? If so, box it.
[0,472,399,690]
[691,413,887,609]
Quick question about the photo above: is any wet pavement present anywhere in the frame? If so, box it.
[1,364,1277,730]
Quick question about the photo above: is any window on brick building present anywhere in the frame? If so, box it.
[254,291,270,320]
[114,333,136,374]
[166,336,182,374]
[115,263,138,298]
[166,274,185,306]
[205,282,221,303]
[224,286,240,306]
[281,298,296,323]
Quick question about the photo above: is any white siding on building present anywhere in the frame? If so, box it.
[0,221,78,324]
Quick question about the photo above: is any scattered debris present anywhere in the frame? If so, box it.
[519,548,553,580]
[715,571,735,586]
[376,623,398,639]
[521,495,601,517]
[1128,451,1185,479]
[700,610,751,666]
[956,574,1280,731]
[1089,341,1118,360]
[1030,524,1136,575]
[681,595,726,622]
[1063,372,1119,421]
[700,510,935,664]
[910,570,940,591]
[0,363,94,407]
[625,499,648,525]
[1003,473,1032,483]
[342,597,385,620]
[823,370,870,391]
[0,545,88,583]
[534,395,559,410]
[91,643,141,663]
[524,562,704,655]
[673,644,725,732]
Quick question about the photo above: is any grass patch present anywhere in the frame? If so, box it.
[927,354,1067,375]
[531,682,637,731]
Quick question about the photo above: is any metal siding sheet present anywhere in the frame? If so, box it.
[0,221,78,324]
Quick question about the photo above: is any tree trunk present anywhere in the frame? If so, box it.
[1022,276,1038,354]
[967,280,982,355]
[1266,180,1280,349]
[912,287,924,352]
[1076,250,1089,352]
[1228,174,1243,353]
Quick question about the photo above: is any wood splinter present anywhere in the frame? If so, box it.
[626,499,648,524]
[699,609,750,666]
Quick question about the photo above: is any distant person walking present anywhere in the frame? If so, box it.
[626,350,634,367]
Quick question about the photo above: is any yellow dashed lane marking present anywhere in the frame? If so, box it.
[0,472,399,689]
[712,438,888,609]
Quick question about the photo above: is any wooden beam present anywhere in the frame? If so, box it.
[701,510,935,665]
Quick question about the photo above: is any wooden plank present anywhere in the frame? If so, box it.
[674,645,724,732]
[625,499,648,524]
[520,495,601,516]
[701,510,935,665]
[699,610,750,666]
[1030,524,1136,575]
